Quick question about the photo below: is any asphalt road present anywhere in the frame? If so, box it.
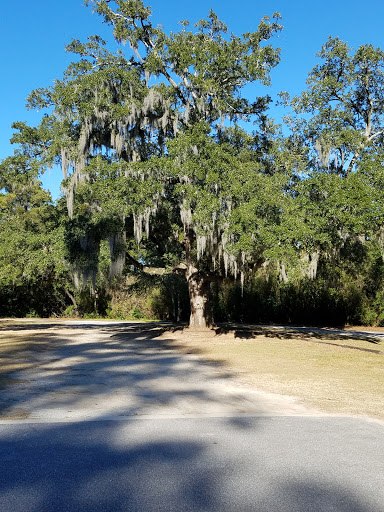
[0,321,383,511]
[1,416,384,512]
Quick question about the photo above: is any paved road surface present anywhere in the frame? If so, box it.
[0,321,383,511]
[1,416,384,512]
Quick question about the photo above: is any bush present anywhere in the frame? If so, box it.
[61,305,77,318]
[105,273,189,321]
[25,309,39,318]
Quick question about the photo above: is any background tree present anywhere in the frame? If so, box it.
[279,37,384,282]
[0,154,68,317]
[284,37,384,175]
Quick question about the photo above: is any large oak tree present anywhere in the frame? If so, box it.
[12,1,304,328]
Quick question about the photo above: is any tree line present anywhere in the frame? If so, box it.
[2,0,384,328]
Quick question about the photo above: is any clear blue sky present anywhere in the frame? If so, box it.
[1,0,383,199]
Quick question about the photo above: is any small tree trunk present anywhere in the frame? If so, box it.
[64,288,78,310]
[187,268,214,329]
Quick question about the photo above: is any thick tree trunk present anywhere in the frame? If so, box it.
[187,267,214,329]
[183,229,214,329]
[109,228,126,280]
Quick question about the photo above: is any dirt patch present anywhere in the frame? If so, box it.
[159,326,384,421]
[345,325,384,332]
[0,326,55,401]
[0,407,30,420]
[0,320,383,422]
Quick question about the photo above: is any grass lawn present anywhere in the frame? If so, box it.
[160,325,384,421]
[0,320,383,421]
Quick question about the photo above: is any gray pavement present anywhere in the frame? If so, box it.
[0,321,383,511]
[1,416,384,511]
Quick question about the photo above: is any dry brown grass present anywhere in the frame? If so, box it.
[161,326,384,421]
[0,321,53,389]
[0,320,383,422]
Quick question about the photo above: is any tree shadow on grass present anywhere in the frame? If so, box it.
[0,320,382,421]
[0,322,256,422]
[214,324,384,351]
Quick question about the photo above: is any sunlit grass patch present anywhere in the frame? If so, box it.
[162,327,384,421]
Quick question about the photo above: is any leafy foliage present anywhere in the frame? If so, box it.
[284,37,384,175]
[0,155,68,316]
[3,5,384,327]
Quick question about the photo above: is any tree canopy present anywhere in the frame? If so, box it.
[284,37,384,175]
[2,2,384,327]
[10,0,293,328]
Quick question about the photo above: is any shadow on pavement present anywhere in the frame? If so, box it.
[0,417,382,512]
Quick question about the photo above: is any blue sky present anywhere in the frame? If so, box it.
[1,0,383,199]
